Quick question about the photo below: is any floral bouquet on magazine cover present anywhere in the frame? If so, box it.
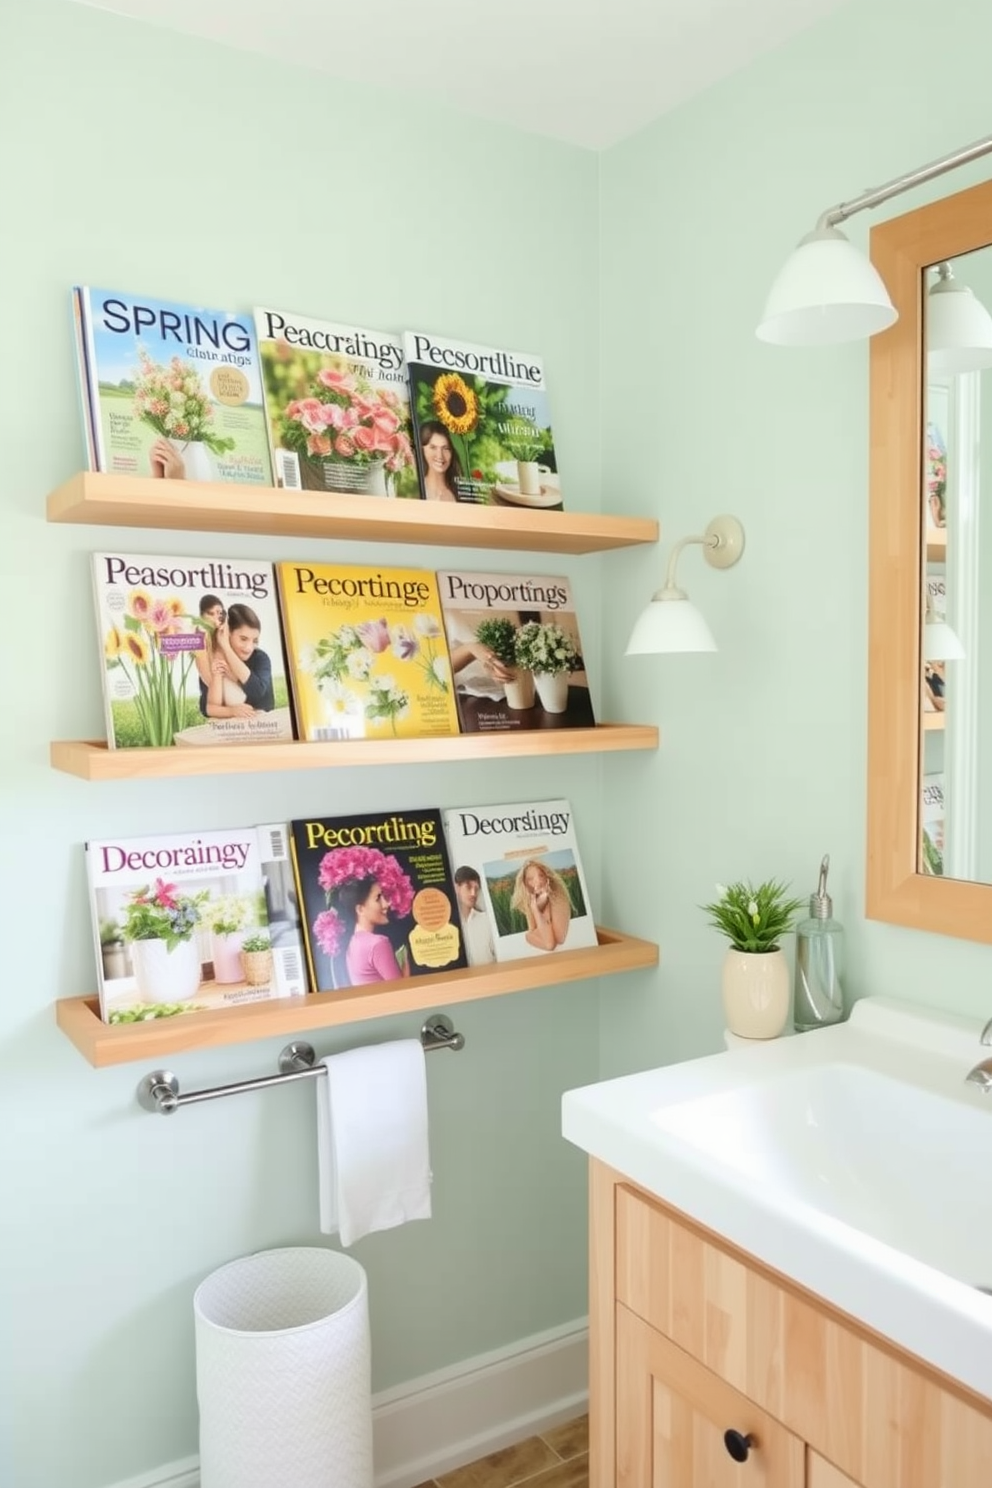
[104,587,209,746]
[132,349,235,456]
[302,614,449,736]
[278,359,415,493]
[311,845,415,988]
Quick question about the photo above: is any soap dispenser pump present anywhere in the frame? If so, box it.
[794,853,845,1032]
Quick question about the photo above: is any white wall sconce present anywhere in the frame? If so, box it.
[625,514,745,655]
[756,133,992,347]
[926,261,992,374]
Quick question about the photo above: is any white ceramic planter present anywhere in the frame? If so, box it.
[211,931,245,984]
[720,946,790,1039]
[504,668,536,709]
[131,936,202,1004]
[534,670,569,714]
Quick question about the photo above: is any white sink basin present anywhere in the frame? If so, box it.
[652,1061,992,1286]
[562,997,992,1399]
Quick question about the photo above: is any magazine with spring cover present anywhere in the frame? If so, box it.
[275,560,460,741]
[254,306,418,497]
[437,569,594,733]
[73,286,272,484]
[441,798,597,963]
[921,772,945,876]
[289,808,468,993]
[92,551,295,748]
[403,329,564,509]
[86,822,307,1024]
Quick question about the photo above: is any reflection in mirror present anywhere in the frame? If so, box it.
[921,247,992,885]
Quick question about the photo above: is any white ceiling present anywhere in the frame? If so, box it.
[68,0,854,150]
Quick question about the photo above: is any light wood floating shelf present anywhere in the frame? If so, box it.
[926,528,947,564]
[55,927,659,1068]
[46,472,658,555]
[51,723,659,781]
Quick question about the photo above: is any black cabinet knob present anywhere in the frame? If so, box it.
[723,1429,754,1463]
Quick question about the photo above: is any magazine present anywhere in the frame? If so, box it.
[403,329,564,509]
[86,822,307,1024]
[254,306,418,498]
[921,772,945,876]
[71,286,98,471]
[437,569,595,733]
[92,551,295,749]
[441,798,597,963]
[289,808,467,993]
[275,560,460,741]
[73,286,272,484]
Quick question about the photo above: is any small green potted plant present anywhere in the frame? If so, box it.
[514,620,578,714]
[700,878,806,1040]
[474,617,534,709]
[240,931,273,987]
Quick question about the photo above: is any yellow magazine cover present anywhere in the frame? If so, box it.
[276,561,460,741]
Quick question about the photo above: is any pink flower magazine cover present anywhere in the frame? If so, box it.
[254,306,419,497]
[73,287,272,484]
[289,808,468,994]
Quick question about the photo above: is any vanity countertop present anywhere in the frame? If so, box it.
[562,997,992,1400]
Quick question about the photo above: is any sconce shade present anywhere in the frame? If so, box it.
[926,265,992,374]
[923,617,965,662]
[756,227,897,346]
[626,596,717,654]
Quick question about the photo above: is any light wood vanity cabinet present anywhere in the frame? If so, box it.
[589,1160,992,1488]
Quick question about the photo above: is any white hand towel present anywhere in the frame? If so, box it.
[316,1039,432,1247]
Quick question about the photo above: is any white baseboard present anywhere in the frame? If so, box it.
[105,1316,588,1488]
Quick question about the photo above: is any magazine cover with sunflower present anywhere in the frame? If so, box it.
[92,551,295,749]
[275,560,460,741]
[254,306,419,497]
[403,330,564,509]
[289,808,467,993]
[74,287,272,484]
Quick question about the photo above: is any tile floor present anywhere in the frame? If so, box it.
[413,1413,589,1488]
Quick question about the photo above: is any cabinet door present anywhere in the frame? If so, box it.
[616,1303,805,1488]
[808,1454,861,1488]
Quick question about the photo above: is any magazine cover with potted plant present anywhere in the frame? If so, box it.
[92,550,295,749]
[289,807,467,994]
[441,797,597,962]
[85,822,306,1024]
[73,286,272,484]
[254,305,418,497]
[403,329,563,508]
[436,569,594,732]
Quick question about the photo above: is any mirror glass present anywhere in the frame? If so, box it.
[920,246,992,885]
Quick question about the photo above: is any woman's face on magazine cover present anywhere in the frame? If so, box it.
[229,625,260,662]
[357,882,390,928]
[203,602,225,627]
[424,432,452,473]
[524,864,549,895]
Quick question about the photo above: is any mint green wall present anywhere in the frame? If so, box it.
[598,0,992,1076]
[0,6,602,1486]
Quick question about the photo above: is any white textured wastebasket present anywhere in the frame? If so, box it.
[194,1247,373,1488]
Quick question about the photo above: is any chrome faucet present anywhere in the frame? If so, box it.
[965,1057,992,1093]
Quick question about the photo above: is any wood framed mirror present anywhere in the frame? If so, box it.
[867,176,992,942]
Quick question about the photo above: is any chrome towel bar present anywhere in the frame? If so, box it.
[137,1014,465,1115]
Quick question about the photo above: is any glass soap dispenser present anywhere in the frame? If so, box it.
[794,853,845,1032]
